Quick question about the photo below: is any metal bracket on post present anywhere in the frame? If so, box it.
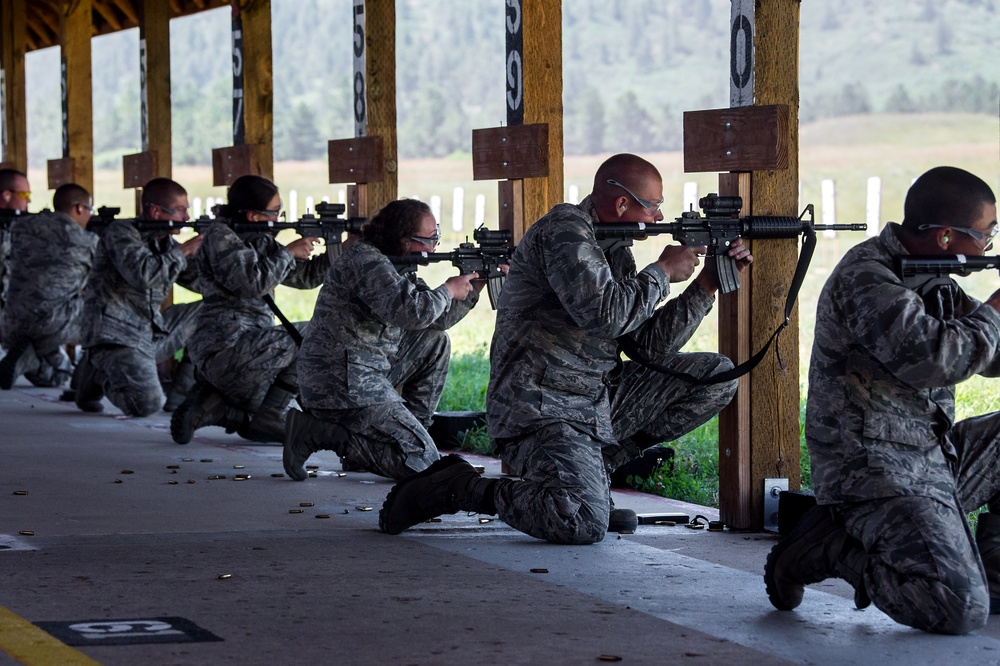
[763,477,788,533]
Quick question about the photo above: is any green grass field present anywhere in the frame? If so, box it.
[86,113,1000,506]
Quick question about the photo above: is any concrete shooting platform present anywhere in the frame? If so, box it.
[3,382,1000,665]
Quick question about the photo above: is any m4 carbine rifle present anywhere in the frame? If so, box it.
[230,201,366,247]
[87,202,365,248]
[388,226,512,309]
[593,193,867,293]
[894,254,1000,293]
[86,206,216,235]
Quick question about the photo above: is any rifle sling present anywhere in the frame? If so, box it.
[263,293,303,347]
[618,228,815,385]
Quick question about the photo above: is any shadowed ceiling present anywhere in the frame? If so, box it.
[24,0,229,52]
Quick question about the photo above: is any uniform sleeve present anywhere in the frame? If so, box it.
[349,251,451,329]
[204,228,296,298]
[626,279,715,353]
[834,260,1000,388]
[539,214,669,339]
[104,223,186,292]
[281,248,334,290]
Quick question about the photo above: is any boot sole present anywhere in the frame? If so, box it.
[379,454,468,535]
[764,540,798,611]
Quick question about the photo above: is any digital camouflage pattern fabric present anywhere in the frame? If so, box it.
[188,222,332,408]
[1,211,97,386]
[82,219,200,415]
[299,240,478,478]
[807,222,1000,633]
[486,196,737,544]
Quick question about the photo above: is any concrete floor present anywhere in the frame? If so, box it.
[3,382,1000,665]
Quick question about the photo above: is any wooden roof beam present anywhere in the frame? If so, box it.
[93,2,124,32]
[110,0,139,25]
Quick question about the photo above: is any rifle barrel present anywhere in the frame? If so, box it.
[813,223,868,231]
[896,254,1000,277]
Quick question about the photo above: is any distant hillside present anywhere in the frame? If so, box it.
[22,0,999,169]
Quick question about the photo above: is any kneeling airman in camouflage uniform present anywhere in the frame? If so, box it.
[75,178,202,416]
[0,168,32,350]
[0,183,97,389]
[379,154,751,544]
[172,175,330,445]
[284,198,483,480]
[765,166,1000,635]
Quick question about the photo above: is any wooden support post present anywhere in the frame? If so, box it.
[717,172,753,528]
[749,0,802,517]
[684,105,790,532]
[54,0,93,194]
[507,0,562,232]
[240,0,272,179]
[683,0,801,530]
[213,0,272,186]
[363,0,397,212]
[123,0,172,192]
[0,0,28,171]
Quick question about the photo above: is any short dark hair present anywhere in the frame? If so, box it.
[218,174,280,219]
[362,198,433,255]
[141,177,187,210]
[0,168,27,191]
[52,183,91,214]
[901,166,996,233]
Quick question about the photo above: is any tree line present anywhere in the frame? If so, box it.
[21,0,999,169]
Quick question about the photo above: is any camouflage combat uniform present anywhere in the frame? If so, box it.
[82,220,201,416]
[0,214,19,339]
[0,211,97,386]
[487,196,737,545]
[298,240,478,479]
[807,222,1000,634]
[187,222,331,410]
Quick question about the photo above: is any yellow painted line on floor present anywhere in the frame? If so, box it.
[0,606,101,665]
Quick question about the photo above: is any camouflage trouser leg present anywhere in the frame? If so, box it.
[314,402,440,480]
[602,351,737,471]
[153,302,201,363]
[89,345,164,417]
[198,323,305,410]
[837,496,989,635]
[387,328,450,427]
[23,345,73,387]
[951,411,1000,513]
[495,422,610,545]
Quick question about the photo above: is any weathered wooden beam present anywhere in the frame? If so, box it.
[364,0,398,211]
[518,0,562,229]
[138,0,171,178]
[59,0,94,193]
[748,0,802,526]
[238,0,272,179]
[717,171,753,528]
[0,0,28,171]
[93,2,124,33]
[113,0,140,26]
